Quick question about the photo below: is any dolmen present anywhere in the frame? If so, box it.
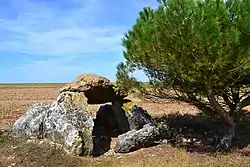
[12,74,165,156]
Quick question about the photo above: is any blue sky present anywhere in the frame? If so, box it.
[0,0,158,83]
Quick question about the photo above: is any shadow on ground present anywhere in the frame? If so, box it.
[153,109,250,155]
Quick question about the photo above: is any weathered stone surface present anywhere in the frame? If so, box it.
[56,91,88,112]
[12,74,164,156]
[93,104,121,137]
[93,103,130,137]
[123,102,155,130]
[60,74,127,104]
[92,103,130,156]
[92,101,155,138]
[114,124,159,153]
[12,103,50,138]
[60,74,111,92]
[112,101,131,134]
[154,122,172,141]
[93,136,111,156]
[43,92,94,156]
[12,91,94,156]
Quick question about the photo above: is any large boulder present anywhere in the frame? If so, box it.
[93,136,112,156]
[12,103,51,138]
[60,74,127,104]
[43,92,94,155]
[114,124,159,153]
[123,102,155,130]
[12,91,94,156]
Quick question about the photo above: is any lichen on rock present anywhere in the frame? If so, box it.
[12,73,164,156]
[114,124,160,153]
[12,103,51,138]
[60,74,127,104]
[56,91,88,112]
[43,99,94,156]
[122,102,155,130]
[12,91,94,156]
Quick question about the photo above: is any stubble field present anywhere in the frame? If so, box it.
[1,84,250,167]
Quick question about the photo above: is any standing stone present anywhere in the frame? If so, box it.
[12,103,51,138]
[12,91,94,156]
[123,102,155,130]
[43,92,94,156]
[93,104,121,137]
[111,100,131,134]
[92,103,129,156]
[92,136,111,156]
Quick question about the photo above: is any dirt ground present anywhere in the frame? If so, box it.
[0,83,199,127]
[1,84,250,167]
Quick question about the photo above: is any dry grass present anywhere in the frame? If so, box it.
[1,132,250,167]
[1,84,250,167]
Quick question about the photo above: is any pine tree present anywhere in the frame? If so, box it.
[117,0,250,150]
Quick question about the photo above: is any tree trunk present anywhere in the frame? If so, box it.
[207,87,234,127]
[207,85,235,150]
[215,96,250,151]
[216,125,235,151]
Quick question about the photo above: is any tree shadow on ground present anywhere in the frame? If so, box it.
[153,109,250,155]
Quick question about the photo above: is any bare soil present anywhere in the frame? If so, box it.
[1,84,250,167]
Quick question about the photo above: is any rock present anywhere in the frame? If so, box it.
[93,104,122,137]
[93,136,111,156]
[123,102,155,130]
[155,122,172,141]
[12,103,50,138]
[56,91,88,111]
[12,91,94,156]
[43,92,94,156]
[60,74,127,104]
[112,101,130,134]
[12,74,161,156]
[92,103,130,156]
[114,124,159,153]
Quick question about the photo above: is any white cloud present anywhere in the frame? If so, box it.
[12,55,124,82]
[0,0,160,55]
[0,0,158,82]
[0,26,124,55]
[0,0,127,55]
